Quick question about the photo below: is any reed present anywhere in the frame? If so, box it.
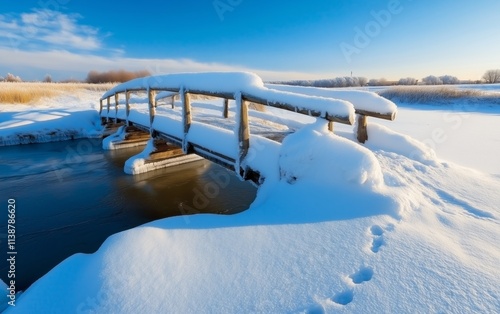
[0,82,115,104]
[379,86,499,103]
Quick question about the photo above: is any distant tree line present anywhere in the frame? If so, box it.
[271,76,368,88]
[85,69,151,83]
[0,69,151,83]
[274,69,500,87]
[2,69,499,85]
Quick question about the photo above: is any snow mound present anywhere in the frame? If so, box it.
[248,119,396,224]
[279,120,383,188]
[365,123,438,166]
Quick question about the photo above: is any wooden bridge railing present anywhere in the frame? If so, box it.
[264,83,398,143]
[99,72,397,179]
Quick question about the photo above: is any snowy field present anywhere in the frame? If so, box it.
[1,82,499,313]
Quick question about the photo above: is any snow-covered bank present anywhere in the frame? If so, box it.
[370,103,500,176]
[0,91,104,146]
[7,119,500,313]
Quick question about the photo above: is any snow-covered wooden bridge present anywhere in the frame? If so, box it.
[99,72,397,184]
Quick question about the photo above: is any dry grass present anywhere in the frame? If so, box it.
[379,86,500,103]
[0,82,115,104]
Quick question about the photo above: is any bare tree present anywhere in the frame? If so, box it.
[398,77,417,85]
[439,75,460,84]
[422,75,442,85]
[43,74,52,83]
[5,73,22,82]
[482,69,500,83]
[358,77,368,86]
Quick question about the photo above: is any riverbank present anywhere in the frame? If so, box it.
[0,87,106,146]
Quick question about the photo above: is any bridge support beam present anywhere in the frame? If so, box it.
[124,138,203,175]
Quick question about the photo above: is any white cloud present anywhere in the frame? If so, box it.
[0,48,327,82]
[0,9,102,51]
[0,9,329,81]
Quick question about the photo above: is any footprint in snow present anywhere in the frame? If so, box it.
[328,266,374,307]
[349,266,374,284]
[330,289,354,306]
[370,225,385,253]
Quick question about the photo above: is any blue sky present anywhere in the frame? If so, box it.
[0,0,499,81]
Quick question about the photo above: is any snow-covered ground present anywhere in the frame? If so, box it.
[1,82,499,313]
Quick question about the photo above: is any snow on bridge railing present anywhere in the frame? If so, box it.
[265,84,398,143]
[99,72,359,179]
[100,72,355,124]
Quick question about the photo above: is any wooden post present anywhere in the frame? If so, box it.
[223,98,229,118]
[171,95,175,109]
[236,94,250,168]
[328,121,334,132]
[106,97,111,123]
[356,114,368,143]
[114,93,119,123]
[181,90,192,134]
[148,88,156,135]
[99,99,103,116]
[181,89,191,152]
[125,91,131,126]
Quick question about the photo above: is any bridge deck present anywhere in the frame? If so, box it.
[103,97,299,143]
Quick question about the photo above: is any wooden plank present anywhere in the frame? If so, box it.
[184,89,234,100]
[356,114,368,143]
[149,147,184,160]
[355,109,396,121]
[124,131,150,141]
[223,98,229,118]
